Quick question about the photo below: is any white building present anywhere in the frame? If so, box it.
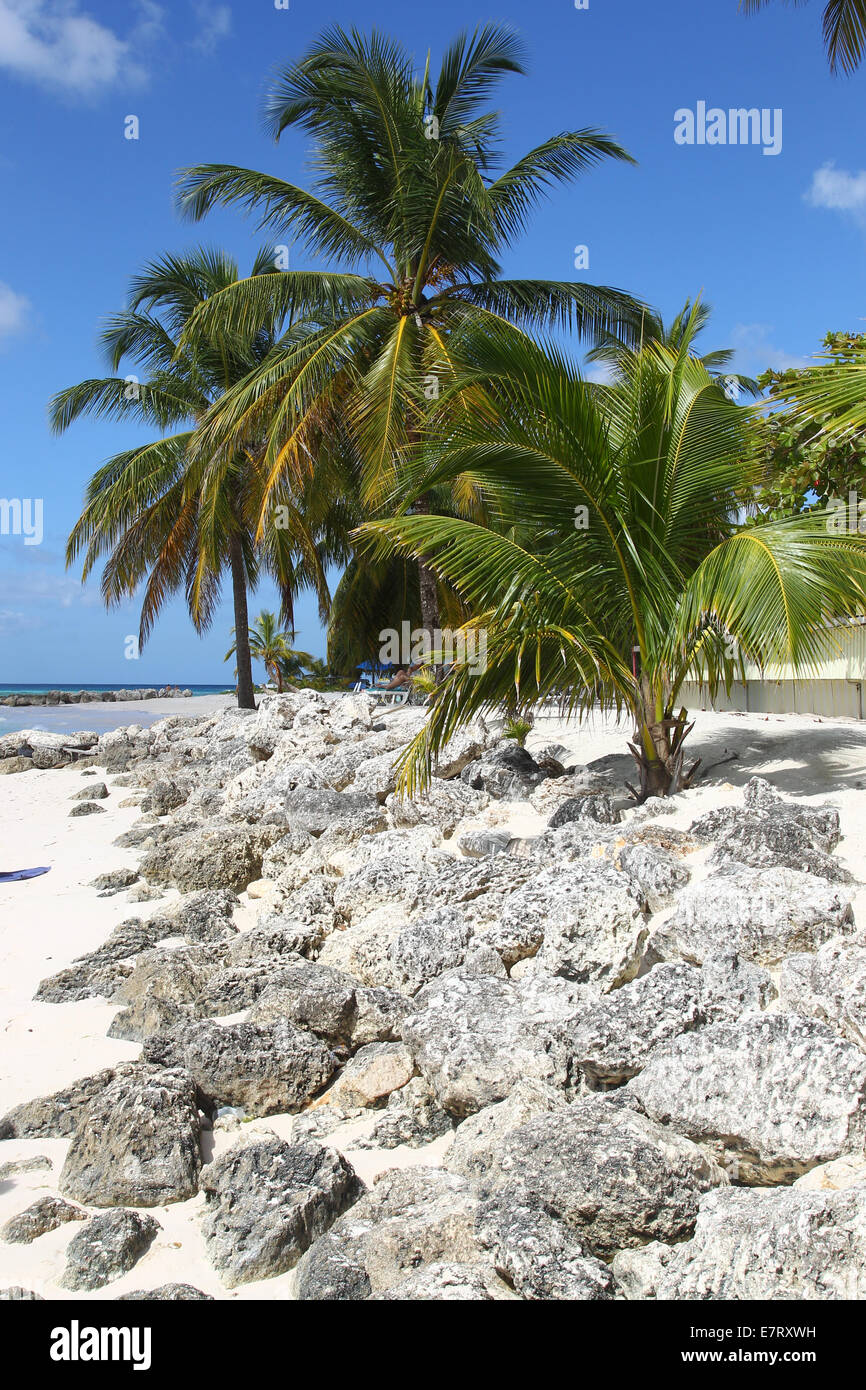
[679,619,866,720]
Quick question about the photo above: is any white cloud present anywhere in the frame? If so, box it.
[805,163,866,230]
[583,361,615,385]
[0,0,164,97]
[0,281,30,339]
[190,1,231,55]
[728,323,808,376]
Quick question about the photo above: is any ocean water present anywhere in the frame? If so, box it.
[0,685,232,738]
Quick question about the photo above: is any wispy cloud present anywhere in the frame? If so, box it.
[729,323,808,376]
[0,281,30,340]
[805,163,866,225]
[0,0,164,98]
[190,1,231,55]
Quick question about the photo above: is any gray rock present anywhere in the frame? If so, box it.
[140,777,191,816]
[0,1287,44,1299]
[565,955,773,1087]
[613,1185,866,1299]
[387,779,489,836]
[70,781,108,801]
[385,911,474,994]
[247,956,359,1044]
[142,1017,337,1116]
[1,1196,86,1244]
[627,1012,866,1183]
[0,1155,51,1180]
[445,1079,570,1186]
[653,866,855,967]
[460,743,549,800]
[548,794,620,828]
[201,1138,360,1287]
[0,1066,136,1139]
[357,1076,453,1150]
[711,813,851,883]
[59,1066,202,1207]
[433,718,495,779]
[60,1210,160,1291]
[493,862,648,987]
[485,1094,726,1257]
[401,972,569,1117]
[283,787,386,837]
[778,937,866,1051]
[371,1261,512,1300]
[69,801,105,816]
[141,824,278,893]
[296,1166,481,1300]
[90,868,138,894]
[476,1196,617,1300]
[117,1283,214,1300]
[614,841,691,912]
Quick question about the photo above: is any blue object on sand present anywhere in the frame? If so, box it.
[0,867,51,882]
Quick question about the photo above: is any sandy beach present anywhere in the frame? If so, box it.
[0,694,237,739]
[2,701,866,1299]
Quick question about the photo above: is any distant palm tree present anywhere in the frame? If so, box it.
[52,248,334,709]
[174,23,644,646]
[225,609,314,690]
[360,325,866,797]
[741,0,866,74]
[587,298,759,396]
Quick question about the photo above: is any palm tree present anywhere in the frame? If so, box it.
[740,0,866,74]
[224,609,312,691]
[51,248,335,709]
[174,23,644,646]
[587,298,759,397]
[359,326,866,797]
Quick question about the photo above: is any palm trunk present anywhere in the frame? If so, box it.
[229,534,256,710]
[626,675,697,801]
[414,493,440,651]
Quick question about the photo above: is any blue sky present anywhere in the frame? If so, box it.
[1,0,864,684]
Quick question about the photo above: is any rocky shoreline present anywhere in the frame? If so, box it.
[2,691,866,1301]
[2,688,195,708]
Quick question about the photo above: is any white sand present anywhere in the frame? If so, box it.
[2,704,866,1299]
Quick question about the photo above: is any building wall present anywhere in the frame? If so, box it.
[679,679,864,720]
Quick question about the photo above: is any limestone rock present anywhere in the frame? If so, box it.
[1,1197,86,1244]
[627,1012,866,1183]
[201,1138,360,1287]
[59,1066,202,1206]
[652,866,854,967]
[142,1017,337,1116]
[60,1210,161,1292]
[613,1186,866,1300]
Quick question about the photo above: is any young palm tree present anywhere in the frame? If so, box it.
[174,23,643,644]
[741,0,866,73]
[51,248,334,709]
[224,609,311,691]
[359,326,866,797]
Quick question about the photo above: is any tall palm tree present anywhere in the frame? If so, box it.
[174,23,644,644]
[51,248,335,709]
[740,0,866,74]
[359,326,866,797]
